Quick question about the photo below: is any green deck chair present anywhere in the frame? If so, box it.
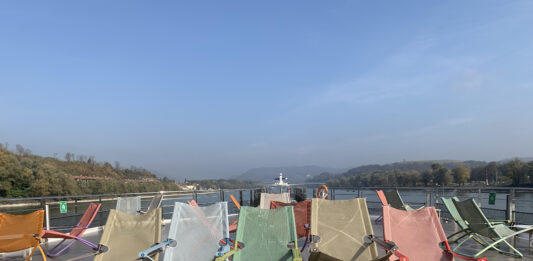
[216,206,302,261]
[309,198,400,261]
[452,198,533,258]
[381,190,419,211]
[440,197,472,243]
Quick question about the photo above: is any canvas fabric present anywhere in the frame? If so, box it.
[270,200,311,238]
[440,197,469,231]
[309,198,378,261]
[70,203,100,237]
[147,194,163,212]
[0,210,44,252]
[163,202,229,261]
[382,206,452,261]
[95,208,161,261]
[116,196,142,215]
[233,206,298,261]
[452,198,500,238]
[383,190,409,210]
[259,193,290,209]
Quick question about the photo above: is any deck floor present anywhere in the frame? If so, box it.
[2,216,532,261]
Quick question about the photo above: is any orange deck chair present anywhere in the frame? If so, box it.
[41,203,101,257]
[0,210,46,261]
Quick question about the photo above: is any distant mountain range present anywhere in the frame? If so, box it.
[234,165,346,183]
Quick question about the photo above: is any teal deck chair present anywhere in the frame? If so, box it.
[216,206,302,261]
[452,198,533,258]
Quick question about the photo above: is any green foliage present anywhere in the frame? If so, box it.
[452,165,471,185]
[190,179,260,189]
[315,159,533,187]
[0,146,181,198]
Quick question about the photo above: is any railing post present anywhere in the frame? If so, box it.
[220,189,224,202]
[331,189,335,200]
[506,189,515,222]
[74,197,78,215]
[249,190,253,206]
[426,190,431,207]
[98,196,103,226]
[477,188,482,207]
[312,188,316,198]
[239,190,243,206]
[45,204,50,231]
[193,191,198,203]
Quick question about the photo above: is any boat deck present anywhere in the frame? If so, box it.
[2,216,533,261]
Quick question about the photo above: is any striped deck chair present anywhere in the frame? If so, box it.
[0,210,47,261]
[139,202,229,261]
[452,198,533,258]
[259,192,290,209]
[41,203,101,257]
[94,208,161,261]
[116,196,142,215]
[216,206,302,261]
[309,198,400,261]
[382,205,487,261]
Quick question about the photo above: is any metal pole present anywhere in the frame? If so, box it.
[426,190,431,207]
[478,188,482,207]
[45,204,50,231]
[506,189,515,222]
[239,190,243,206]
[313,188,316,198]
[99,196,103,226]
[249,190,253,206]
[74,198,78,215]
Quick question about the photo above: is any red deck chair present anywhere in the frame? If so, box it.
[270,200,311,238]
[41,203,101,257]
[382,205,487,261]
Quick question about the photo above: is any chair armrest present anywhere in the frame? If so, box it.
[138,238,176,260]
[367,235,407,261]
[215,248,238,261]
[287,241,302,261]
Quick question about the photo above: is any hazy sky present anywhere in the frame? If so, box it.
[1,1,533,180]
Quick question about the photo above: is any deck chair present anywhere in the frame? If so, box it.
[140,194,163,214]
[0,210,46,261]
[139,202,229,261]
[452,198,533,258]
[94,208,161,261]
[382,205,487,261]
[440,197,489,246]
[270,200,311,239]
[309,198,400,261]
[259,192,290,209]
[116,196,142,215]
[377,190,420,211]
[188,199,237,233]
[41,203,101,257]
[216,206,302,261]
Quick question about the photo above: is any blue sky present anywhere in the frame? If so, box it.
[1,1,533,179]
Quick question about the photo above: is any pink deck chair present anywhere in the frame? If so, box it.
[382,205,487,261]
[41,203,101,257]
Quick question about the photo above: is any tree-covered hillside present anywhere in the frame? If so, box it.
[0,144,180,197]
[310,159,533,187]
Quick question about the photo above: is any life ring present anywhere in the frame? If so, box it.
[317,185,329,199]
